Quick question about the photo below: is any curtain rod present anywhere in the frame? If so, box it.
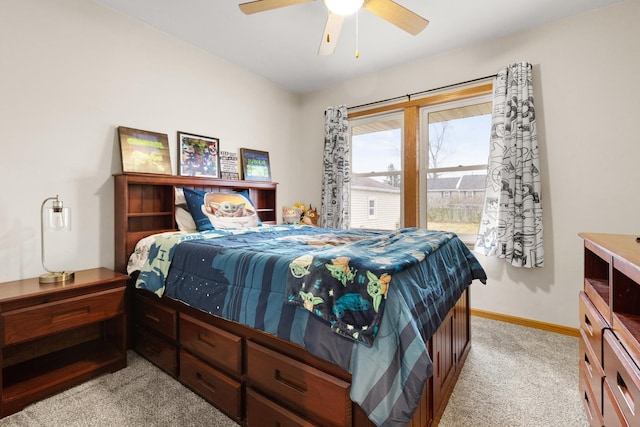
[347,74,497,111]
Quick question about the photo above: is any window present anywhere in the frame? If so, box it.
[368,197,377,218]
[347,82,492,234]
[349,113,403,230]
[420,96,492,243]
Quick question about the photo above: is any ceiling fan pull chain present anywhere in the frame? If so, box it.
[355,10,360,58]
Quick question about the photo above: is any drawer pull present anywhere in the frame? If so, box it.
[144,343,161,356]
[583,391,593,421]
[144,312,160,323]
[196,372,217,395]
[275,369,307,394]
[617,372,635,414]
[584,353,592,377]
[52,307,90,323]
[197,332,217,350]
[584,314,593,335]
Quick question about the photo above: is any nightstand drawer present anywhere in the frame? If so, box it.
[180,313,242,377]
[134,293,177,340]
[246,389,315,427]
[179,350,241,421]
[3,287,125,345]
[247,341,351,427]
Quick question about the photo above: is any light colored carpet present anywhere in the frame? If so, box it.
[0,351,237,427]
[0,316,587,426]
[439,316,588,427]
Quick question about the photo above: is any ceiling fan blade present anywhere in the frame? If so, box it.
[364,0,429,35]
[318,12,344,56]
[239,0,313,15]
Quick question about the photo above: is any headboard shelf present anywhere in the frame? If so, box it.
[114,173,278,273]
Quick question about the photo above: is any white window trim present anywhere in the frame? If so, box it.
[368,197,377,219]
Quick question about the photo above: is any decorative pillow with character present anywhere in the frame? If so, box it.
[183,187,259,230]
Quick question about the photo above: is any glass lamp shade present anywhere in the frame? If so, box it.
[40,196,74,284]
[324,0,364,16]
[44,205,71,231]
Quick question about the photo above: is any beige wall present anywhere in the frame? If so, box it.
[299,1,640,328]
[0,0,303,282]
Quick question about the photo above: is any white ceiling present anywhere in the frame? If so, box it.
[93,0,623,94]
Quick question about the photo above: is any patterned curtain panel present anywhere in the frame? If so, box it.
[475,62,544,268]
[321,105,350,229]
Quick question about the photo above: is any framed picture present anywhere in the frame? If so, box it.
[240,148,271,181]
[118,126,171,174]
[178,131,220,178]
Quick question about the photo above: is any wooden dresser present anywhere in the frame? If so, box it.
[0,268,128,417]
[579,233,640,426]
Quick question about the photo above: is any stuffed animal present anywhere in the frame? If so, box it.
[282,206,303,224]
[302,205,319,226]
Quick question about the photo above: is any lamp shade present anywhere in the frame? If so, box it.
[40,195,74,284]
[324,0,364,16]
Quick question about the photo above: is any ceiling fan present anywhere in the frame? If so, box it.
[238,0,429,56]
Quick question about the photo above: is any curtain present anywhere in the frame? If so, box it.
[475,62,544,268]
[321,105,350,229]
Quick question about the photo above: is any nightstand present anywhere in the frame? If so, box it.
[0,267,128,417]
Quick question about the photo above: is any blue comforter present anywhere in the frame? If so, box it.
[134,225,486,426]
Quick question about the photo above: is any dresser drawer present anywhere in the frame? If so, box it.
[580,292,608,367]
[180,313,242,377]
[247,389,316,427]
[603,330,640,426]
[134,327,177,376]
[579,351,605,427]
[580,328,605,399]
[179,350,241,421]
[134,293,177,340]
[603,377,628,427]
[3,287,125,345]
[247,341,351,427]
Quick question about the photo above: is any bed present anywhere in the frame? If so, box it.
[114,173,486,427]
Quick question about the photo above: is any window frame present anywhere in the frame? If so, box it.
[418,94,492,243]
[347,82,493,229]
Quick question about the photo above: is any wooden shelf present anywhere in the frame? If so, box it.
[579,233,640,425]
[114,173,278,274]
[0,268,128,418]
[3,340,122,400]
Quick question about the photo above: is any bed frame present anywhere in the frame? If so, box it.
[114,172,471,427]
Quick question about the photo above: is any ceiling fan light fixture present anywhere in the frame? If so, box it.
[324,0,364,16]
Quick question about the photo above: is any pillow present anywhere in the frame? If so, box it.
[174,188,197,232]
[182,187,260,230]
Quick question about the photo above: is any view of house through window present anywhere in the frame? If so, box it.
[420,97,492,242]
[349,113,402,230]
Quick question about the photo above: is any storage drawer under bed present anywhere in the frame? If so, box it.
[246,340,351,427]
[179,350,241,422]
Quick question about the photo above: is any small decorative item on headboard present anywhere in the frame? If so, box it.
[302,205,319,226]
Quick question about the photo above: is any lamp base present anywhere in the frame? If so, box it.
[39,271,75,284]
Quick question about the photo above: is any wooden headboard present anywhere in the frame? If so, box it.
[114,173,277,274]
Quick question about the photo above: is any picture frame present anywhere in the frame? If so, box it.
[118,126,172,175]
[178,131,220,178]
[240,148,271,181]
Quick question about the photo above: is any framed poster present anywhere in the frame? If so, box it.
[219,150,240,180]
[240,148,271,181]
[118,126,171,174]
[178,131,220,178]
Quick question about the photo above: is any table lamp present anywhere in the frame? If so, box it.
[40,195,75,284]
